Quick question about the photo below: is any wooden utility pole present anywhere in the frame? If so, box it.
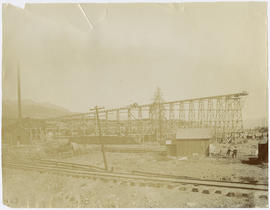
[90,106,108,170]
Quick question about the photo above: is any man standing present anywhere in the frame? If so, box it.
[226,146,231,157]
[232,146,238,158]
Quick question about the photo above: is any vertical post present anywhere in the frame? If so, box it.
[128,108,131,135]
[188,101,195,127]
[198,100,205,128]
[71,121,74,137]
[169,103,175,131]
[17,64,22,121]
[158,102,162,142]
[116,109,120,135]
[105,110,108,135]
[95,106,108,170]
[138,107,142,135]
[179,102,185,128]
[215,98,223,141]
[207,99,213,128]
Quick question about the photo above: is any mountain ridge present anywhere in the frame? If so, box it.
[2,99,76,119]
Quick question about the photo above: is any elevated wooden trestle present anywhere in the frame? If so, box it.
[26,91,248,142]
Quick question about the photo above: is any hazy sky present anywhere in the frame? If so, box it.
[2,3,268,124]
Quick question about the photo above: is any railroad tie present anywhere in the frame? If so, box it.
[226,192,235,197]
[259,195,268,200]
[201,189,210,194]
[241,193,249,198]
[178,187,186,191]
[233,191,246,199]
[192,188,199,193]
[215,190,222,194]
[167,185,175,189]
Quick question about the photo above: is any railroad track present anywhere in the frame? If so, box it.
[3,159,268,200]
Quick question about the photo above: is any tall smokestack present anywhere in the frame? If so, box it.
[17,63,22,121]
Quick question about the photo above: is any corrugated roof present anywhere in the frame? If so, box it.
[176,128,213,140]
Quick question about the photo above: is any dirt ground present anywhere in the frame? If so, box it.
[64,150,268,184]
[2,168,267,208]
[2,144,268,208]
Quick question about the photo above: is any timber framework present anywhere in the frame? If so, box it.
[25,91,248,142]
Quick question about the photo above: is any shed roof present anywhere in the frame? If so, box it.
[176,128,213,140]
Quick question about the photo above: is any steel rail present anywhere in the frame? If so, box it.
[3,161,267,192]
[131,170,268,186]
[36,159,268,187]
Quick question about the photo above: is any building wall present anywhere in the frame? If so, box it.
[258,142,268,162]
[2,127,31,145]
[68,135,139,145]
[175,139,209,157]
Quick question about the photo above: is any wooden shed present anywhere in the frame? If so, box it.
[166,128,213,157]
[2,123,31,145]
[258,138,268,163]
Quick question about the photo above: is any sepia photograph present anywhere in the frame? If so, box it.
[2,1,268,208]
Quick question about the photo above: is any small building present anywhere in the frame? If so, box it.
[2,119,47,145]
[166,128,213,157]
[258,138,268,163]
[2,123,31,145]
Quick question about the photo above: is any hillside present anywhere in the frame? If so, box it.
[2,99,75,119]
